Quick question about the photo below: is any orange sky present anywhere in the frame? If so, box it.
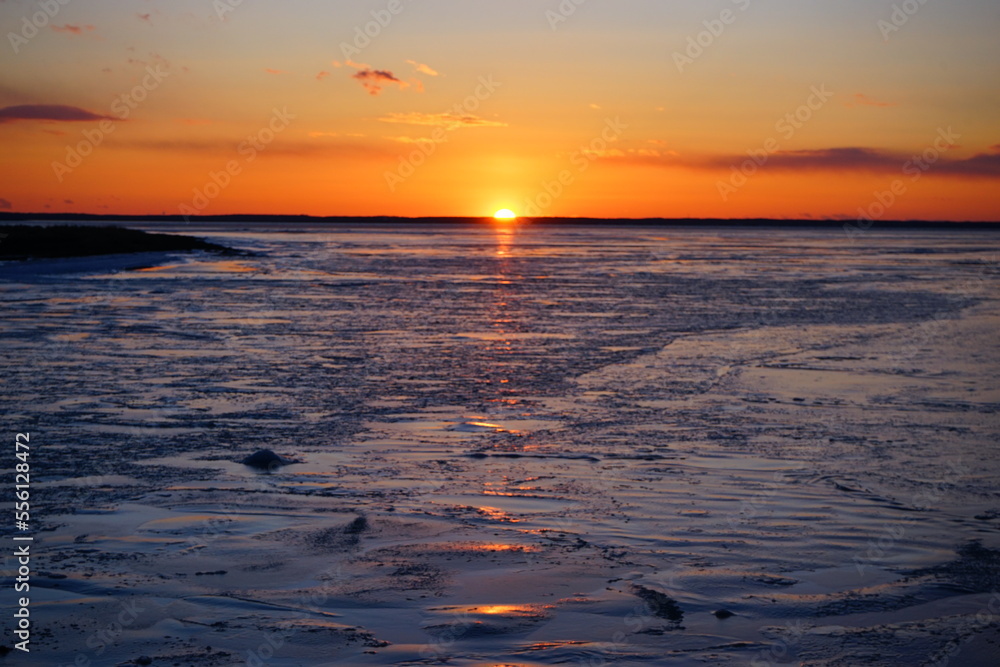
[1,0,998,220]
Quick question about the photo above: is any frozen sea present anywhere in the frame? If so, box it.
[2,223,1000,666]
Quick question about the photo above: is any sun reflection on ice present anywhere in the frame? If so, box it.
[476,506,522,523]
[475,604,547,616]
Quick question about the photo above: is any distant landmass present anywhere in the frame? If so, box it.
[1,212,999,230]
[0,224,234,260]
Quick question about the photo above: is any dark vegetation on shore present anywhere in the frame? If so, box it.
[0,225,234,260]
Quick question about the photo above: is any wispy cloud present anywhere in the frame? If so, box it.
[936,146,1000,177]
[332,60,370,69]
[603,145,1000,178]
[51,24,96,35]
[125,51,173,73]
[384,135,435,144]
[717,147,1000,176]
[109,138,391,160]
[264,68,286,75]
[378,112,506,129]
[353,69,407,95]
[335,60,427,95]
[0,104,116,124]
[724,147,901,171]
[406,60,439,76]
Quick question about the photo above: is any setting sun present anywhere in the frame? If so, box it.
[494,209,517,220]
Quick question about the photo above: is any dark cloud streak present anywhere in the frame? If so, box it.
[605,145,1000,179]
[0,104,116,124]
[352,69,405,96]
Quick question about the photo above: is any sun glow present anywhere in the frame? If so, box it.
[493,209,517,220]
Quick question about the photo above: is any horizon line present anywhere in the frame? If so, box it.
[2,212,1000,227]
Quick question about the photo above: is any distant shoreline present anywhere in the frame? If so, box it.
[0,224,235,261]
[2,212,999,230]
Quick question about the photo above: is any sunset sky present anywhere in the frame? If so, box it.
[1,0,998,220]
